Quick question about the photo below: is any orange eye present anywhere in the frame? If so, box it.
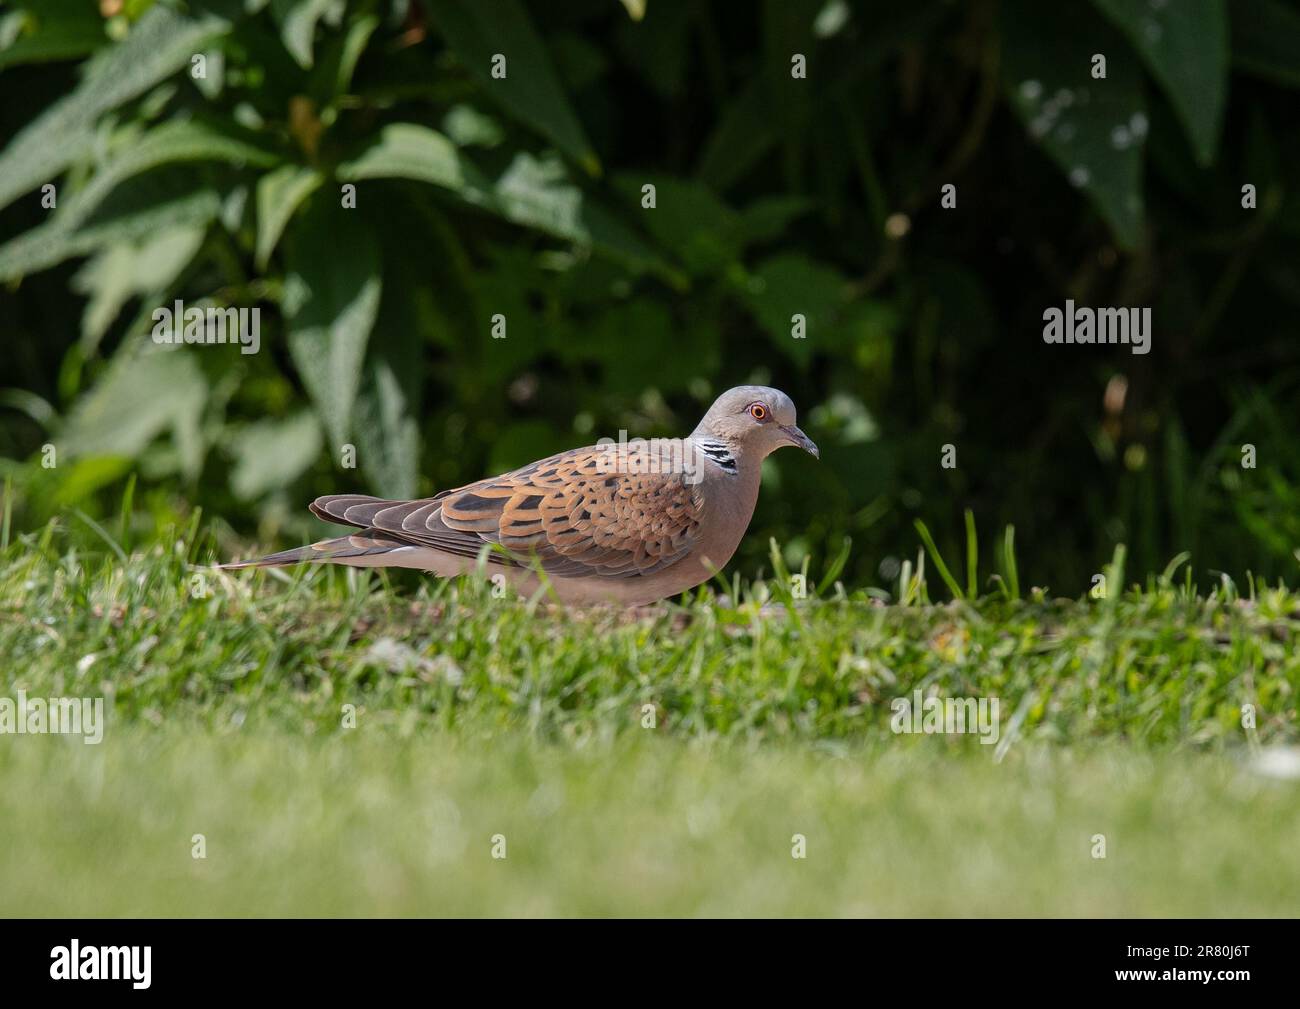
[749,403,768,421]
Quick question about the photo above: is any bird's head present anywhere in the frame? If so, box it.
[693,385,819,461]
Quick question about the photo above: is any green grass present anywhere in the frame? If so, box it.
[5,733,1300,916]
[1,518,1299,915]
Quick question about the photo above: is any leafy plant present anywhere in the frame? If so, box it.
[2,0,1300,593]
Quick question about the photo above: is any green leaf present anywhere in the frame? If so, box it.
[192,47,226,101]
[283,199,383,451]
[735,195,815,245]
[71,226,206,351]
[70,246,146,351]
[230,412,323,500]
[0,115,273,281]
[1002,0,1146,249]
[696,1,947,191]
[338,129,674,278]
[494,153,670,276]
[612,174,741,274]
[62,346,209,479]
[354,361,420,500]
[311,11,379,101]
[468,258,543,381]
[442,105,505,148]
[58,118,281,232]
[337,123,491,197]
[696,78,775,192]
[737,253,847,365]
[0,6,230,213]
[0,175,221,281]
[255,164,324,270]
[425,0,599,173]
[1230,0,1300,88]
[1093,0,1227,165]
[0,5,105,71]
[577,301,705,394]
[270,0,346,70]
[697,0,822,191]
[353,253,428,500]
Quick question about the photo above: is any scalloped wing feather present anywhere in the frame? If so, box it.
[310,446,703,579]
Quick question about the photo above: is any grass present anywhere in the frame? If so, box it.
[1,515,1299,915]
[5,733,1300,917]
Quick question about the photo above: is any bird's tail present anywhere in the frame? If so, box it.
[216,532,407,570]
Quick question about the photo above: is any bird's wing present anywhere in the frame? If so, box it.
[310,446,704,579]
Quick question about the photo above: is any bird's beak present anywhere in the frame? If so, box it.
[780,424,819,459]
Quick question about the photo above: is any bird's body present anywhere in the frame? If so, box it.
[223,386,817,605]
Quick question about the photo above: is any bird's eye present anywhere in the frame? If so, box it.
[749,403,768,421]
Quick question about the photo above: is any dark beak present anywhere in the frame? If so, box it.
[781,424,819,459]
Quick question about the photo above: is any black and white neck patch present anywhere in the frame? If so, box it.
[694,438,738,474]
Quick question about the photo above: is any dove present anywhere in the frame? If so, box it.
[222,386,818,605]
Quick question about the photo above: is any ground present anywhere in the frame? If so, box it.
[1,522,1298,915]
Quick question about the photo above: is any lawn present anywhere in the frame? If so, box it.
[1,516,1298,916]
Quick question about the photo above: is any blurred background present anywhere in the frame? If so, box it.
[2,0,1299,594]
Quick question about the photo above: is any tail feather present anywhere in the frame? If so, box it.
[217,531,408,570]
[308,494,389,527]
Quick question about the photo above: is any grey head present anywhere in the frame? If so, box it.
[691,385,819,461]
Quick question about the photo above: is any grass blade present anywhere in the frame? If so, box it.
[914,519,964,601]
[1002,524,1021,601]
[816,535,852,595]
[118,473,136,556]
[1158,550,1191,587]
[71,508,128,565]
[964,508,978,599]
[1,475,11,551]
[1104,543,1127,609]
